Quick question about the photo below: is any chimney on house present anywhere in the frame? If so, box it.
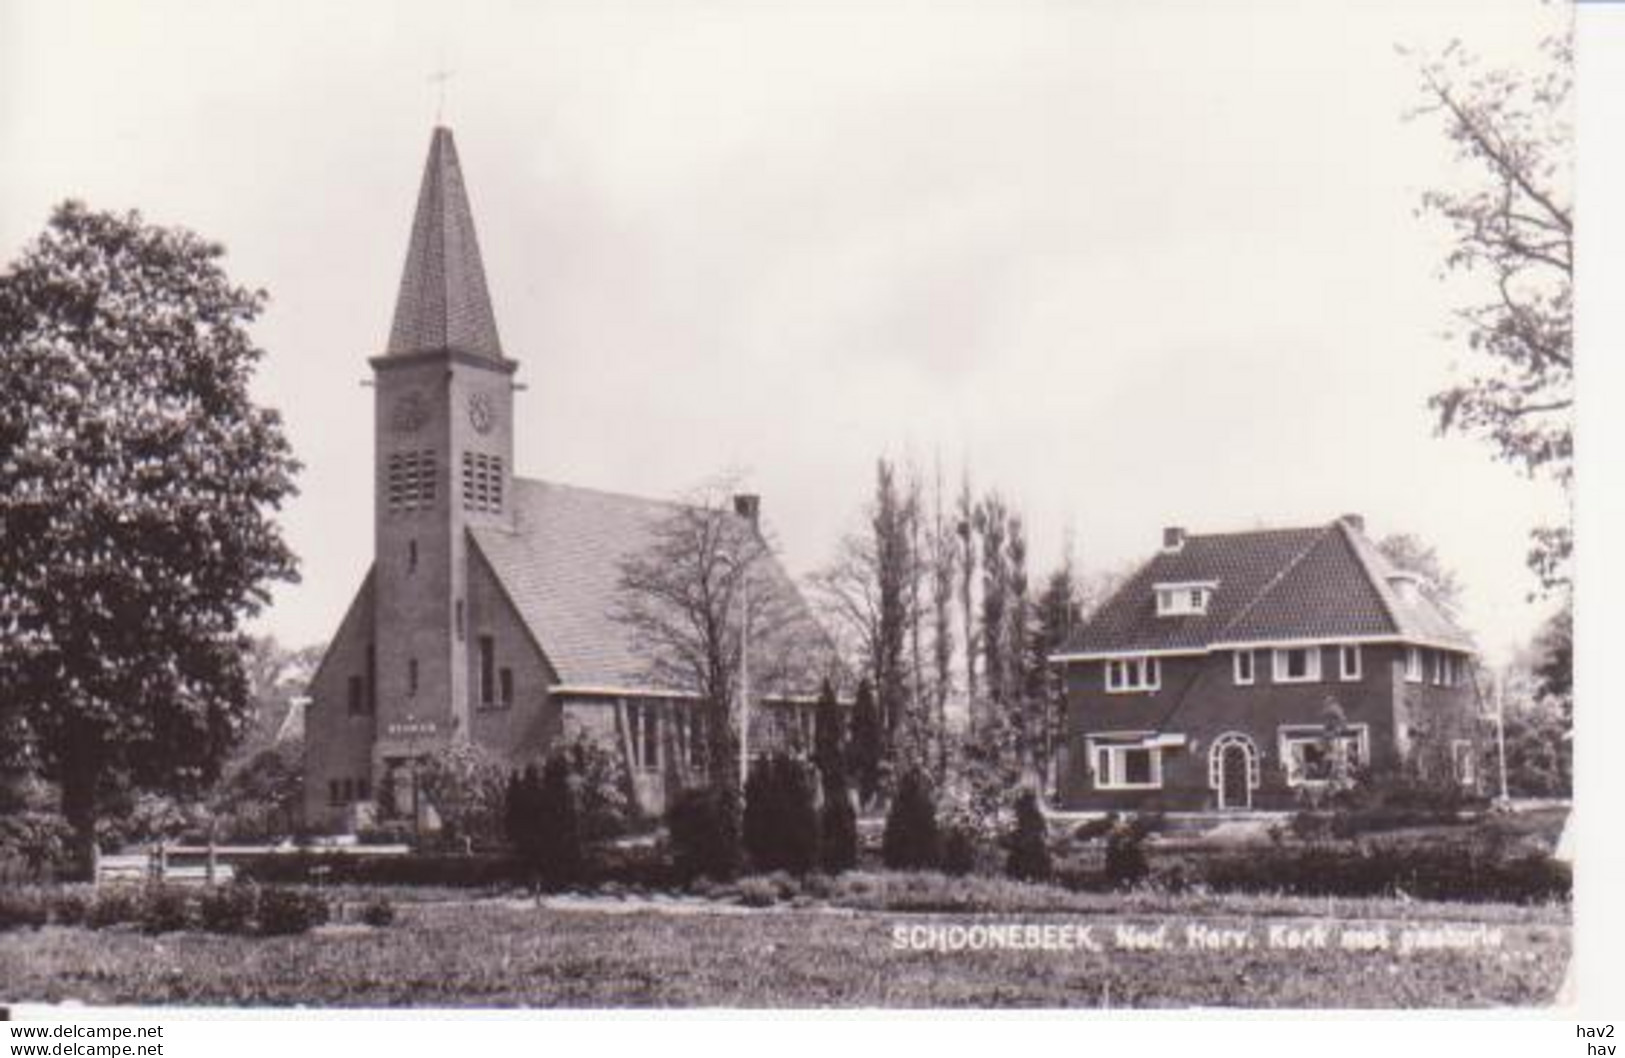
[1340,513,1366,534]
[1162,526,1186,552]
[733,493,761,530]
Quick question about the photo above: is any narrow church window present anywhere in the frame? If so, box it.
[456,599,466,641]
[408,658,419,696]
[365,644,377,713]
[329,780,343,807]
[499,667,514,707]
[478,636,495,705]
[347,675,364,715]
[357,777,372,801]
[408,539,418,572]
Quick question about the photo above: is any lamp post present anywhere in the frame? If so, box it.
[1494,670,1511,805]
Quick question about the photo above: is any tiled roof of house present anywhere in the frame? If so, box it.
[385,126,504,361]
[470,478,829,693]
[1060,518,1474,656]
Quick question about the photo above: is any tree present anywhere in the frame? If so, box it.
[956,471,979,705]
[0,202,300,878]
[1411,19,1572,590]
[882,767,940,871]
[615,481,827,797]
[927,462,958,780]
[413,741,508,849]
[819,769,859,874]
[848,678,883,807]
[1377,533,1465,613]
[533,755,583,890]
[811,678,844,789]
[1005,789,1052,882]
[743,753,820,875]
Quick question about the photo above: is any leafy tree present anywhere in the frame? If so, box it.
[1530,602,1572,707]
[1005,789,1052,882]
[0,202,300,878]
[211,740,303,841]
[848,678,883,806]
[882,767,940,870]
[1411,19,1572,590]
[557,733,636,843]
[413,741,509,849]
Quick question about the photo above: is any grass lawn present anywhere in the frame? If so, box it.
[0,895,1569,1008]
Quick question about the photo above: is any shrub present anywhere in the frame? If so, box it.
[1072,814,1117,843]
[359,895,397,927]
[666,786,741,882]
[882,768,940,871]
[199,884,258,933]
[257,887,330,936]
[0,888,49,931]
[744,754,820,875]
[87,887,142,929]
[533,756,583,890]
[1004,790,1052,882]
[139,885,194,934]
[819,774,859,874]
[1104,819,1149,889]
[51,890,90,926]
[941,826,979,876]
[1200,839,1571,904]
[238,851,520,888]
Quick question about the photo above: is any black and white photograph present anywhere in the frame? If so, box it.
[0,0,1611,1029]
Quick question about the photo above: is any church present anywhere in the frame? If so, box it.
[302,127,830,834]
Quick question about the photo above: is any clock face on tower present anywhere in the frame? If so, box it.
[467,391,496,435]
[390,391,429,434]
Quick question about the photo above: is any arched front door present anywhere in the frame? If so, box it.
[1209,733,1259,810]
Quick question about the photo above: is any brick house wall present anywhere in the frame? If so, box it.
[1056,642,1478,812]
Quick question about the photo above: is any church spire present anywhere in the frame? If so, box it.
[385,126,504,360]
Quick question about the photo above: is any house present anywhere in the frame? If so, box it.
[302,127,830,834]
[1049,516,1480,812]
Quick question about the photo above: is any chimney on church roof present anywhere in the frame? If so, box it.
[385,126,504,360]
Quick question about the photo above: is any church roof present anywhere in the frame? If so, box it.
[470,478,829,693]
[1060,517,1475,657]
[385,126,504,360]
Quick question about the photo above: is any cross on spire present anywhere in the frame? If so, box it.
[429,67,454,124]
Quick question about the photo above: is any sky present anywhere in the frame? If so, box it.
[0,0,1571,665]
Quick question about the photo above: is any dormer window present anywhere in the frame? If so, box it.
[1155,581,1216,617]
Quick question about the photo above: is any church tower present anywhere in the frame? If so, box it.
[369,126,516,784]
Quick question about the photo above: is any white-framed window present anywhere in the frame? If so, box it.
[1091,738,1165,790]
[1104,656,1161,693]
[1233,649,1256,686]
[1272,646,1321,684]
[1338,644,1362,682]
[1154,582,1214,617]
[1451,739,1476,786]
[1278,724,1369,787]
[1429,650,1446,686]
[1404,646,1424,684]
